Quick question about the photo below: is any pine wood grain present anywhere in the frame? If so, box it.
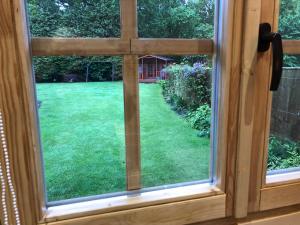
[224,0,244,217]
[123,55,141,190]
[234,0,261,218]
[260,182,300,211]
[43,195,226,225]
[247,0,279,213]
[120,0,141,190]
[239,211,300,225]
[283,40,300,54]
[32,38,130,56]
[131,39,213,55]
[0,0,46,224]
[44,184,222,223]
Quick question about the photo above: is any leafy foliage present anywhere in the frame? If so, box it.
[28,0,300,79]
[187,104,211,137]
[33,56,122,82]
[161,63,211,112]
[28,0,215,82]
[28,0,120,37]
[160,63,212,137]
[279,0,300,67]
[268,135,300,170]
[138,0,214,38]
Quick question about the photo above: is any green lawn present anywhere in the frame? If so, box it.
[37,82,210,202]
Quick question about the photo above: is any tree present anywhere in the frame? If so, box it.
[28,0,299,82]
[28,0,215,82]
[279,0,300,67]
[138,0,214,38]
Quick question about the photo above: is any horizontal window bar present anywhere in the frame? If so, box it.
[31,39,300,56]
[31,38,215,56]
[283,40,300,54]
[31,38,130,56]
[131,39,214,55]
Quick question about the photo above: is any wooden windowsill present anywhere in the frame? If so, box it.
[43,183,224,223]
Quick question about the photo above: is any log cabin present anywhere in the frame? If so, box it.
[138,55,173,82]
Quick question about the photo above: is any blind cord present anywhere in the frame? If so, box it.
[0,112,21,225]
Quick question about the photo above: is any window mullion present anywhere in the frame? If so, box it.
[120,0,141,190]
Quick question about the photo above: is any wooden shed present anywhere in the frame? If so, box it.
[138,55,173,83]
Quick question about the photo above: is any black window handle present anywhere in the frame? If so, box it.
[257,23,283,91]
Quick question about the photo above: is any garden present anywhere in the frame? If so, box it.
[38,74,212,201]
[28,0,300,201]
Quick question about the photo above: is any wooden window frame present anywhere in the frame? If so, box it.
[0,0,234,224]
[246,0,300,215]
[3,0,300,225]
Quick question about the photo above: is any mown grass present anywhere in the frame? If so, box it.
[36,82,210,202]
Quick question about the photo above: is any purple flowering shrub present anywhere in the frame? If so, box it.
[161,63,211,112]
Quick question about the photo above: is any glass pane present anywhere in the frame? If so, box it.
[27,0,120,37]
[138,0,215,38]
[267,56,300,172]
[279,0,300,39]
[139,55,212,188]
[33,56,126,202]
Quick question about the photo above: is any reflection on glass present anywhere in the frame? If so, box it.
[267,58,300,172]
[27,0,120,37]
[33,56,125,202]
[138,0,215,38]
[139,55,212,188]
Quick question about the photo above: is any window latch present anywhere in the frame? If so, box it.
[257,23,283,91]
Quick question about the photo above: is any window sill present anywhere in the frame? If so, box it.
[43,183,225,224]
[261,170,300,211]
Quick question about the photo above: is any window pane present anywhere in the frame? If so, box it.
[138,0,215,38]
[33,56,125,202]
[279,0,300,40]
[267,56,300,172]
[27,0,120,37]
[139,55,212,188]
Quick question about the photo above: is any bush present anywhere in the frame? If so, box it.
[160,63,212,138]
[187,104,211,137]
[162,63,211,112]
[268,135,300,170]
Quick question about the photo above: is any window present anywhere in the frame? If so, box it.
[139,55,213,188]
[27,1,219,205]
[247,0,300,214]
[3,0,300,224]
[267,0,300,173]
[0,0,242,224]
[266,0,300,174]
[33,56,126,202]
[267,58,300,173]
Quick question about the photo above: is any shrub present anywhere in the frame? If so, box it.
[187,104,211,138]
[162,63,211,112]
[268,135,300,170]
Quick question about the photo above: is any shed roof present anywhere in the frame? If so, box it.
[138,55,174,61]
